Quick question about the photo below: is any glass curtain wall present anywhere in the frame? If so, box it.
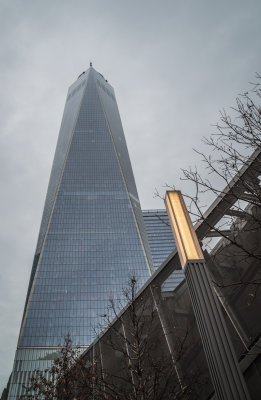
[8,67,153,399]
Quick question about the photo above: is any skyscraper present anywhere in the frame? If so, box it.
[7,66,153,399]
[143,209,184,291]
[142,209,176,269]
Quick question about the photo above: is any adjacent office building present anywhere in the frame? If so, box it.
[7,66,162,399]
[143,209,184,292]
[142,209,175,269]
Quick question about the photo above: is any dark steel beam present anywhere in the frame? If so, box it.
[206,230,231,237]
[225,209,252,219]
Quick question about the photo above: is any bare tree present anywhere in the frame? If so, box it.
[181,75,261,255]
[81,277,210,400]
[153,75,261,287]
[19,335,98,400]
[94,277,179,399]
[21,277,210,399]
[168,75,261,355]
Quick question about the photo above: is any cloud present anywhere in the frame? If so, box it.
[1,0,261,393]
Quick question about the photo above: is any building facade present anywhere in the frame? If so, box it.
[143,209,184,291]
[7,66,154,399]
[143,209,175,269]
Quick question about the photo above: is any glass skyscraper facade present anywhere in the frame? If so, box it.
[7,66,153,399]
[143,209,184,291]
[142,209,176,269]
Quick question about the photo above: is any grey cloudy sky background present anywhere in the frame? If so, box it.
[1,0,261,392]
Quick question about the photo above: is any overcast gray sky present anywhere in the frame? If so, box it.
[1,0,261,393]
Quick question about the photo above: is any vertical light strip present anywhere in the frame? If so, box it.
[165,191,204,268]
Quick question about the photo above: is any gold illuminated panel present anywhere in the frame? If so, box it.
[165,191,204,268]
